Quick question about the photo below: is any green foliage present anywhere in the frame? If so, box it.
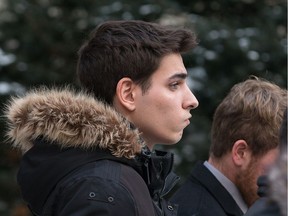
[0,0,286,214]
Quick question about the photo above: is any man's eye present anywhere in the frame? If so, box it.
[169,82,179,89]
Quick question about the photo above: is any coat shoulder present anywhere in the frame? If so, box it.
[54,160,156,216]
[170,177,207,214]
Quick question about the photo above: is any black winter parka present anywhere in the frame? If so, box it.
[5,89,179,216]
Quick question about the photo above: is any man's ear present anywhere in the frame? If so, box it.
[232,140,251,167]
[115,77,137,111]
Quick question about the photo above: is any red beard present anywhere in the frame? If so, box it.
[235,160,260,207]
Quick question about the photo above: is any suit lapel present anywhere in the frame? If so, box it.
[190,162,244,216]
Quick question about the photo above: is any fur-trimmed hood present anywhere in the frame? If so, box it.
[5,88,144,159]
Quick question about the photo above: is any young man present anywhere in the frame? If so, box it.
[171,77,287,216]
[5,20,199,215]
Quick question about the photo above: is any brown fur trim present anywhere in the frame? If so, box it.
[5,88,144,159]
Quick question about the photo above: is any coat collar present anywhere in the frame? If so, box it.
[5,88,144,158]
[190,162,244,216]
[134,147,179,199]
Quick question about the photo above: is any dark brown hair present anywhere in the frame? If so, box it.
[77,20,197,104]
[210,76,287,158]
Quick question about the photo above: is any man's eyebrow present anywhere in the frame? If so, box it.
[168,72,187,80]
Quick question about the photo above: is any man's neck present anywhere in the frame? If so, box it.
[208,156,236,182]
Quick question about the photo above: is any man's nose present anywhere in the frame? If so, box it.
[183,87,199,110]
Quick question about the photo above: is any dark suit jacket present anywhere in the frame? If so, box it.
[170,161,244,216]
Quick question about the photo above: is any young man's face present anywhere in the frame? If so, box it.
[130,53,199,148]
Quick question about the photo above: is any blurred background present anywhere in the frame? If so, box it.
[0,0,286,215]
